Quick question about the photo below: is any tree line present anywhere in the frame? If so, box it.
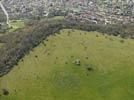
[0,17,134,76]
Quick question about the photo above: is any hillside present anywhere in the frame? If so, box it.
[0,29,134,100]
[0,0,134,99]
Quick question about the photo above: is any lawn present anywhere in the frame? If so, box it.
[0,29,134,100]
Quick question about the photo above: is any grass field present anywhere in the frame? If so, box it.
[0,29,134,100]
[41,16,65,22]
[9,20,25,32]
[50,16,64,20]
[0,43,3,48]
[0,20,25,36]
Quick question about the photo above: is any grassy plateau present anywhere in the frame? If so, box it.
[0,29,134,100]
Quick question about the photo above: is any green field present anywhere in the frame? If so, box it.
[0,20,25,36]
[0,29,134,100]
[9,20,25,32]
[0,43,3,48]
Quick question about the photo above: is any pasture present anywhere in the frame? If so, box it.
[0,29,134,100]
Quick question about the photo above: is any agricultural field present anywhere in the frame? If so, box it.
[0,29,134,100]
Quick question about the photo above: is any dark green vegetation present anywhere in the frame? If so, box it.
[0,17,134,77]
[0,19,63,76]
[0,29,134,100]
[65,18,134,39]
[0,17,134,99]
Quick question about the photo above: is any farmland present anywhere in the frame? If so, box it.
[0,29,134,100]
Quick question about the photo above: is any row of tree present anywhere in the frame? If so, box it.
[0,19,63,76]
[0,17,134,76]
[65,18,134,38]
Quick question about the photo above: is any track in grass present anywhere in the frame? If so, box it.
[0,29,134,100]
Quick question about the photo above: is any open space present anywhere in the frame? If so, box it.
[9,20,25,32]
[0,29,134,100]
[0,43,3,48]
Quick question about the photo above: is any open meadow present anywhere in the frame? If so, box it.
[0,29,134,100]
